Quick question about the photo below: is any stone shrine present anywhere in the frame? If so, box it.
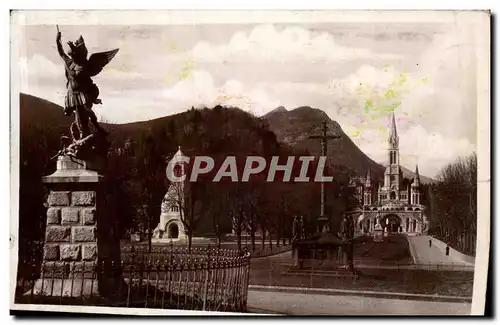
[152,147,187,243]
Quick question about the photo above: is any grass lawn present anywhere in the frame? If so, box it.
[353,235,413,265]
[121,240,291,258]
[249,256,473,297]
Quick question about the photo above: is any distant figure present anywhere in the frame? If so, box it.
[429,239,432,247]
[446,246,450,256]
[292,216,298,242]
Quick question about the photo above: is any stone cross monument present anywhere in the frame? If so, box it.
[309,120,341,233]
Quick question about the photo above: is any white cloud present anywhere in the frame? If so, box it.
[246,59,477,177]
[399,125,476,176]
[344,120,476,177]
[18,55,65,107]
[93,89,174,123]
[156,57,476,177]
[97,68,144,81]
[19,54,61,79]
[18,23,477,178]
[162,69,280,116]
[187,24,402,64]
[398,24,477,141]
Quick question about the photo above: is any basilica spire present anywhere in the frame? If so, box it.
[389,112,399,149]
[388,112,400,166]
[410,164,421,205]
[412,164,421,187]
[363,169,373,206]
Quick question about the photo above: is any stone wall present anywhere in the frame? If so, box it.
[43,190,98,278]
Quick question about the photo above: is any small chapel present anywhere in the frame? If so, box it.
[152,146,187,243]
[350,113,428,236]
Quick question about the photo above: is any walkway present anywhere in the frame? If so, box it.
[254,246,474,271]
[247,289,471,315]
[406,235,475,268]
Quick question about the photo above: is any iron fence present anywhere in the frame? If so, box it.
[15,246,251,312]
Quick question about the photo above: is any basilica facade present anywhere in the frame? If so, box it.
[350,113,428,236]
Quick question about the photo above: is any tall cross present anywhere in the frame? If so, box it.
[309,120,341,233]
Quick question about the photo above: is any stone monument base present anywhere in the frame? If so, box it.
[151,236,217,245]
[28,279,99,298]
[292,233,355,274]
[32,155,123,300]
[284,267,359,278]
[151,237,187,244]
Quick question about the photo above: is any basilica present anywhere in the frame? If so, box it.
[350,113,428,236]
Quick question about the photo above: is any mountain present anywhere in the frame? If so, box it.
[263,106,435,184]
[19,93,284,161]
[17,93,434,250]
[18,93,435,186]
[263,106,385,179]
[18,93,288,245]
[267,106,288,114]
[401,166,436,185]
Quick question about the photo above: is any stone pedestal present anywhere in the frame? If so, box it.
[30,156,121,298]
[373,223,384,242]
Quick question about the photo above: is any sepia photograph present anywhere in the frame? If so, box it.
[9,10,490,316]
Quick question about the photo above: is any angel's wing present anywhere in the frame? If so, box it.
[87,48,119,77]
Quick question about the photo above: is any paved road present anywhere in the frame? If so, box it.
[247,290,471,315]
[407,235,474,267]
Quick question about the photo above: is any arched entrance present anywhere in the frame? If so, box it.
[167,223,179,239]
[390,192,396,200]
[382,214,402,233]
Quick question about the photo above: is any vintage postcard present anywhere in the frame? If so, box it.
[9,10,490,316]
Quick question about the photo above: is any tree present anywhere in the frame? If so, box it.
[205,183,232,247]
[429,152,477,255]
[227,184,247,252]
[132,133,166,251]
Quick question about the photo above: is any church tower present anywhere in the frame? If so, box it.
[363,170,372,206]
[389,112,399,162]
[411,164,421,205]
[384,112,403,200]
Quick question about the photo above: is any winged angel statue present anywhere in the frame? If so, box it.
[53,26,119,159]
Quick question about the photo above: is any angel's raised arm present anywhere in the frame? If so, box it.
[56,29,70,63]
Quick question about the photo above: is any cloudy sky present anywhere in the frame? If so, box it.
[17,14,480,178]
